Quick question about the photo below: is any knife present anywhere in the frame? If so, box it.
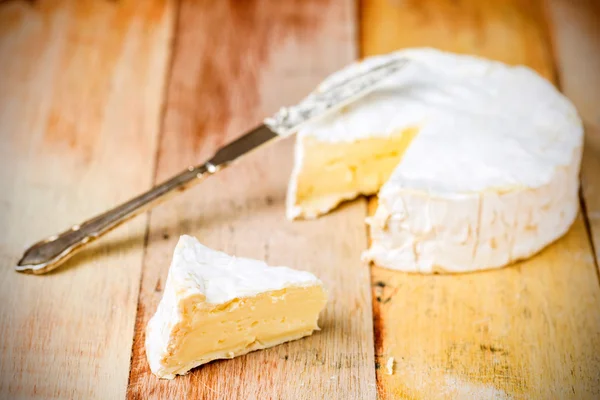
[16,57,407,274]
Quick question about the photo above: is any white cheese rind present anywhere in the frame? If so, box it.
[363,149,581,272]
[159,235,320,304]
[289,48,583,272]
[145,235,323,378]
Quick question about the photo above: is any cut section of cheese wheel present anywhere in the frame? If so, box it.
[288,127,419,219]
[287,48,583,273]
[145,235,327,379]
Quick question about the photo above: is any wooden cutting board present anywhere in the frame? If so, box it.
[0,0,598,399]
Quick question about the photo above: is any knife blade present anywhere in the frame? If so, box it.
[16,57,407,274]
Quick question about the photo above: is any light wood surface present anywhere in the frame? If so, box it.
[361,0,600,398]
[126,1,377,399]
[0,1,174,398]
[1,0,599,399]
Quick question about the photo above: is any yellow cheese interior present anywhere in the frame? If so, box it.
[161,285,326,375]
[294,127,418,216]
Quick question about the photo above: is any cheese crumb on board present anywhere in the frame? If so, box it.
[386,357,395,375]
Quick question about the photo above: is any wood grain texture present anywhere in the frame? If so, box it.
[126,1,378,399]
[546,0,600,271]
[361,0,600,398]
[0,1,174,398]
[361,0,556,80]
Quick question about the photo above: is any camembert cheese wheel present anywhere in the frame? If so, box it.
[287,48,583,273]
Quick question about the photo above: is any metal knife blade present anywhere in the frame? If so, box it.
[16,57,407,274]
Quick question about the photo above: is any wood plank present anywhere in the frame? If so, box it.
[361,0,556,80]
[127,1,377,399]
[360,0,600,398]
[0,1,174,398]
[546,0,600,271]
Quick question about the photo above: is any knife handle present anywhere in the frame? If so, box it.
[16,162,218,275]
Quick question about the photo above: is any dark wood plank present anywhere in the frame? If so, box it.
[127,1,377,398]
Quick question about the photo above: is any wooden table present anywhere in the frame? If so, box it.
[1,0,599,399]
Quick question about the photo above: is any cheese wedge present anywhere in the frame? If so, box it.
[145,235,327,379]
[288,48,583,273]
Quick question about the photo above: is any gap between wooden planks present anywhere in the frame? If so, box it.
[127,1,378,399]
[0,1,174,399]
[361,0,600,398]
